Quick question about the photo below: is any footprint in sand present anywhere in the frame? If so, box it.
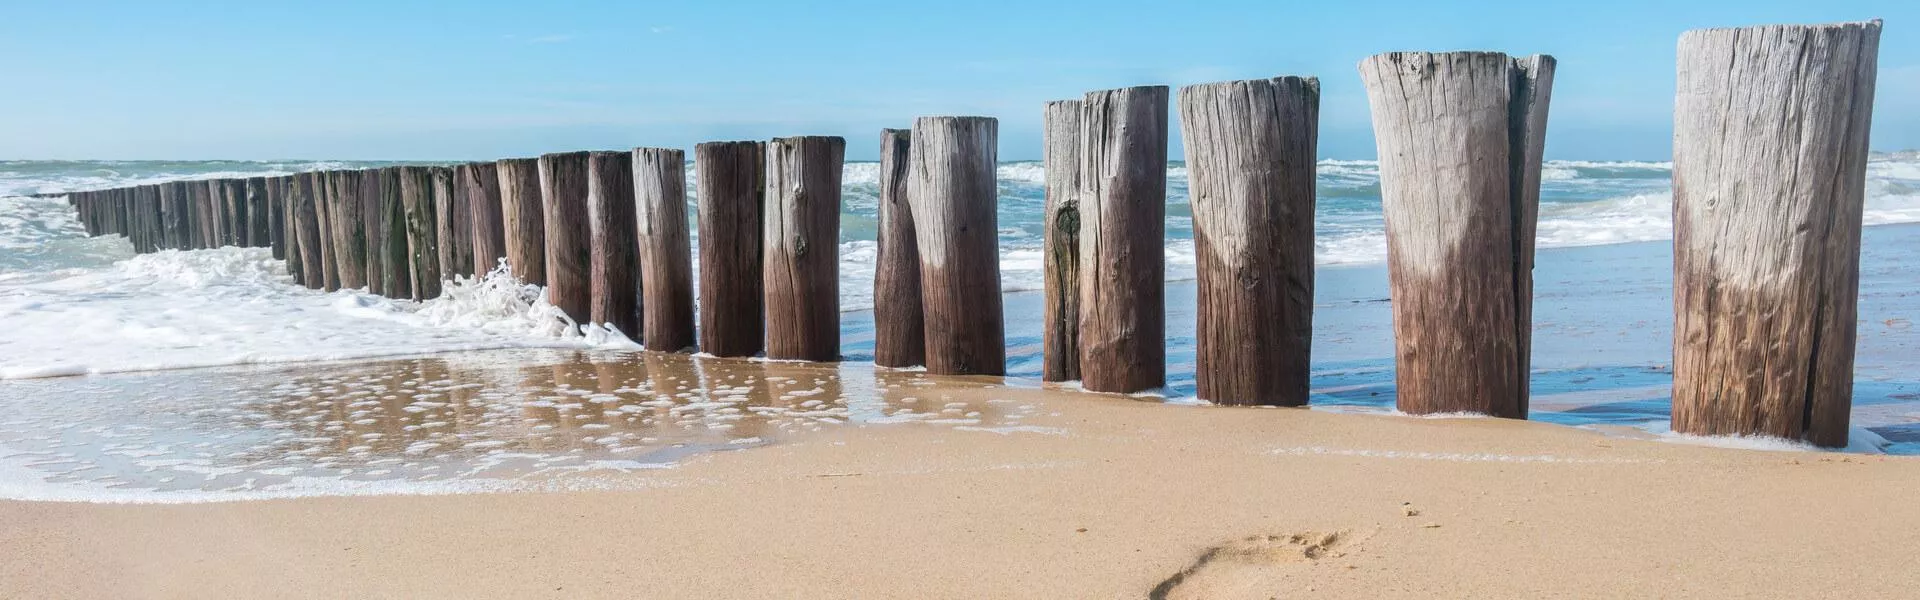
[1149,531,1357,600]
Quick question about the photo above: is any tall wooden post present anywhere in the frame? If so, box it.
[497,157,546,285]
[460,162,507,278]
[433,166,471,281]
[694,141,765,357]
[1178,77,1321,406]
[540,151,592,325]
[763,136,844,362]
[290,173,327,289]
[635,147,695,352]
[586,151,639,338]
[270,177,299,280]
[398,166,441,300]
[161,182,186,251]
[1042,100,1082,382]
[314,173,342,290]
[374,167,412,299]
[194,180,216,249]
[329,170,367,290]
[1078,86,1168,394]
[1672,21,1880,447]
[907,117,1004,375]
[1359,51,1555,418]
[873,129,925,368]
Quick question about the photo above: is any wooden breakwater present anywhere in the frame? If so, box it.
[51,19,1882,448]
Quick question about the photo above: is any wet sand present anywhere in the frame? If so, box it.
[5,367,1920,598]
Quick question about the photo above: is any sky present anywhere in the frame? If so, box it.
[0,0,1913,161]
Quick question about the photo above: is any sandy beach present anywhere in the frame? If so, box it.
[4,358,1920,599]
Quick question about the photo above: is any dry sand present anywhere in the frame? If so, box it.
[4,365,1919,599]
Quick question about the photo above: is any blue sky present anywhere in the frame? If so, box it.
[0,0,1912,161]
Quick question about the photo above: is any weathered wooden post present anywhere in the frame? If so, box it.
[246,177,270,249]
[374,167,411,299]
[398,166,442,300]
[634,147,695,352]
[1042,100,1082,382]
[586,150,640,338]
[195,180,218,249]
[907,118,1004,375]
[540,151,592,324]
[694,141,765,357]
[1359,51,1554,418]
[433,166,471,281]
[1672,20,1880,447]
[329,170,367,290]
[161,182,187,250]
[1178,76,1321,406]
[354,169,383,295]
[1078,86,1169,393]
[223,179,248,246]
[313,173,342,290]
[460,162,506,278]
[497,157,546,285]
[873,129,925,368]
[290,173,327,289]
[763,136,844,362]
[267,177,290,265]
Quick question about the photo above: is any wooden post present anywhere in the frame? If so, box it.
[329,170,367,290]
[873,129,925,368]
[763,136,844,362]
[1178,77,1320,406]
[586,150,640,338]
[497,157,546,285]
[460,162,507,278]
[1042,100,1082,382]
[1672,21,1880,447]
[194,180,216,249]
[539,151,592,325]
[374,167,412,299]
[634,147,695,352]
[1359,51,1555,418]
[1077,86,1169,394]
[290,173,327,289]
[246,177,269,249]
[906,118,1004,375]
[433,166,471,281]
[694,141,765,357]
[161,182,188,250]
[356,169,384,296]
[267,177,290,265]
[398,166,442,300]
[224,179,248,246]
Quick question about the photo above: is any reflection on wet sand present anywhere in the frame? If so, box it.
[0,349,1041,499]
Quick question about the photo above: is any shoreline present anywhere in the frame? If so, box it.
[5,378,1919,598]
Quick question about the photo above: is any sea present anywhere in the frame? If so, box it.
[4,153,1920,501]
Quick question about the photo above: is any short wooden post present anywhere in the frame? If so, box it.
[763,136,844,362]
[539,151,592,324]
[497,157,547,285]
[907,117,1004,375]
[161,182,188,250]
[586,150,639,338]
[1077,86,1169,393]
[398,166,442,300]
[1359,51,1555,418]
[634,147,695,352]
[245,177,270,249]
[694,141,765,357]
[224,179,248,246]
[460,162,507,278]
[1178,77,1321,406]
[290,173,327,289]
[1042,100,1082,382]
[329,170,367,290]
[267,177,290,265]
[374,167,412,299]
[1671,21,1880,447]
[873,129,925,368]
[197,180,220,249]
[433,166,471,281]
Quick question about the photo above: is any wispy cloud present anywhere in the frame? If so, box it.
[648,26,673,34]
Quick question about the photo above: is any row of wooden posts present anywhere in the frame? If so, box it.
[55,20,1881,447]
